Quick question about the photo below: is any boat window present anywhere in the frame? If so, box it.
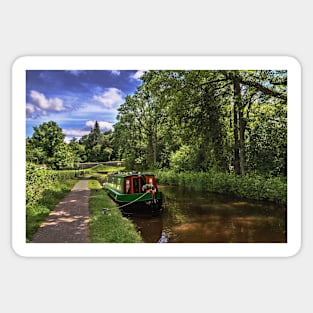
[133,178,139,193]
[125,179,130,194]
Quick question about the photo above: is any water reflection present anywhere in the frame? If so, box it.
[128,185,287,243]
[158,230,170,243]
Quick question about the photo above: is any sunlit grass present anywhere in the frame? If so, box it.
[89,164,125,173]
[88,179,143,243]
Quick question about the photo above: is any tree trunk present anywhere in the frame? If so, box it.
[233,76,245,175]
[153,127,158,164]
[233,80,240,175]
[147,135,154,165]
[238,107,246,175]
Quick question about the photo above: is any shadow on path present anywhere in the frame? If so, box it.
[31,179,91,243]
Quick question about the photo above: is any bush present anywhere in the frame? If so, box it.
[26,162,56,208]
[169,145,195,172]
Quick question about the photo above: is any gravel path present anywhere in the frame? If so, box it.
[31,178,91,243]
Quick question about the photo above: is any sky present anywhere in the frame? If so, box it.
[26,70,144,142]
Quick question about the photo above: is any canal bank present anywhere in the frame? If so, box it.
[154,170,287,205]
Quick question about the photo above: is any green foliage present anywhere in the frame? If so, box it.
[154,169,287,205]
[68,138,87,163]
[89,164,125,173]
[169,145,194,172]
[27,121,116,169]
[88,180,143,243]
[26,205,51,242]
[80,123,113,162]
[27,121,67,168]
[89,174,107,185]
[113,70,287,177]
[246,102,287,175]
[26,162,56,208]
[53,142,76,169]
[88,164,126,186]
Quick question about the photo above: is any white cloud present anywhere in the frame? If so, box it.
[62,120,113,142]
[85,120,113,132]
[78,104,110,114]
[29,90,65,115]
[131,70,145,81]
[65,70,86,76]
[64,137,72,144]
[63,128,90,138]
[26,103,35,117]
[111,70,120,76]
[93,88,124,109]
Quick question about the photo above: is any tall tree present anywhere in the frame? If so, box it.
[113,70,287,176]
[219,70,287,175]
[80,121,112,162]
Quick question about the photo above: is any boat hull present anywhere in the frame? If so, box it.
[104,184,163,213]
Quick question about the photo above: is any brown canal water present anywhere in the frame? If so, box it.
[124,185,287,243]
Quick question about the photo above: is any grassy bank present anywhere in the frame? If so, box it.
[78,164,125,175]
[154,169,287,205]
[87,164,125,186]
[26,166,78,242]
[88,164,125,173]
[88,179,143,243]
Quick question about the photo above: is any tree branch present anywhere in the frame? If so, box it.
[239,78,287,100]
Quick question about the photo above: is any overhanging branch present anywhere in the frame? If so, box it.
[239,78,287,101]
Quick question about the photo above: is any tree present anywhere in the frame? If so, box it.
[246,100,287,175]
[68,138,87,163]
[27,121,82,169]
[79,121,113,162]
[113,71,175,170]
[27,121,66,168]
[29,121,64,159]
[113,70,287,177]
[223,70,287,175]
[53,142,76,169]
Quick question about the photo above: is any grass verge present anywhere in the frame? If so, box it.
[88,179,143,243]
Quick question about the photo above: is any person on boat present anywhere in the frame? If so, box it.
[142,183,157,204]
[142,183,156,193]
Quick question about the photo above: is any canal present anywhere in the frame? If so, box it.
[124,184,287,243]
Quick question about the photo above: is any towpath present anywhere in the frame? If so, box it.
[31,178,91,243]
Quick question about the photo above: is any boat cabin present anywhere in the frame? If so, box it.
[105,173,159,195]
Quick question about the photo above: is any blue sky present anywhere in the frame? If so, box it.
[26,70,144,142]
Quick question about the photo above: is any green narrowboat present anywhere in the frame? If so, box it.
[103,172,162,212]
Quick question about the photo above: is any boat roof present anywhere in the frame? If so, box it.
[107,172,155,178]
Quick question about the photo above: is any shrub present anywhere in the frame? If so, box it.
[26,162,56,208]
[169,145,195,172]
